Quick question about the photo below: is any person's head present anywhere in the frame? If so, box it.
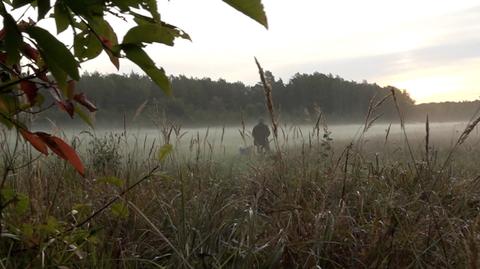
[258,118,265,124]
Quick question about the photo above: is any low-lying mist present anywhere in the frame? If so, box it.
[28,121,474,158]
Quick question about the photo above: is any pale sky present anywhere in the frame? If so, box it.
[37,1,480,103]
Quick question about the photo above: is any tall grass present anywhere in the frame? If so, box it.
[3,83,480,268]
[1,115,480,268]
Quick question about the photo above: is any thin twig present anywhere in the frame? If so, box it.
[71,165,160,230]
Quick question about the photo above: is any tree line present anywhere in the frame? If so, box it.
[36,71,478,127]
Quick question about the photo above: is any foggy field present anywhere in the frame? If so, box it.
[4,118,480,268]
[52,121,476,156]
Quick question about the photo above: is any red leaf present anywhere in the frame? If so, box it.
[17,20,32,31]
[20,80,38,104]
[100,36,119,70]
[73,93,97,112]
[109,54,120,70]
[66,80,75,99]
[13,64,20,74]
[100,36,112,48]
[35,132,65,158]
[22,43,40,62]
[36,69,49,82]
[36,132,85,177]
[0,28,5,40]
[57,100,74,118]
[20,129,48,155]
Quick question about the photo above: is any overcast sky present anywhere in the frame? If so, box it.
[76,0,480,103]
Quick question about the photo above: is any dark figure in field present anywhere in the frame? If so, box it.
[252,119,270,153]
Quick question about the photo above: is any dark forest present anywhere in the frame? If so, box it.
[39,71,478,126]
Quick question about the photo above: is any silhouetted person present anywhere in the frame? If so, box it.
[252,118,270,153]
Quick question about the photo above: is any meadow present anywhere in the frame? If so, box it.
[2,117,480,268]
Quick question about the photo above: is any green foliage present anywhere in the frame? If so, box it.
[123,23,177,46]
[96,176,124,187]
[111,202,129,218]
[53,1,70,34]
[1,188,29,214]
[158,143,173,161]
[86,132,123,174]
[74,31,103,62]
[223,0,268,28]
[123,44,171,95]
[73,105,94,128]
[26,26,80,81]
[2,13,22,64]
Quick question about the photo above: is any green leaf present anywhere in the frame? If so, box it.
[1,188,29,214]
[47,58,68,88]
[161,22,191,41]
[142,0,160,22]
[3,14,22,65]
[123,45,171,95]
[111,202,129,218]
[111,0,138,11]
[89,17,118,46]
[131,11,155,25]
[89,18,120,69]
[11,0,34,8]
[223,0,268,29]
[0,188,15,201]
[63,0,103,19]
[158,143,173,161]
[74,31,102,61]
[40,216,60,234]
[123,23,175,46]
[96,176,124,187]
[26,26,79,81]
[14,192,29,214]
[0,113,14,129]
[54,2,70,34]
[72,203,92,217]
[129,13,191,41]
[37,0,51,19]
[39,52,67,88]
[74,106,94,128]
[21,224,34,239]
